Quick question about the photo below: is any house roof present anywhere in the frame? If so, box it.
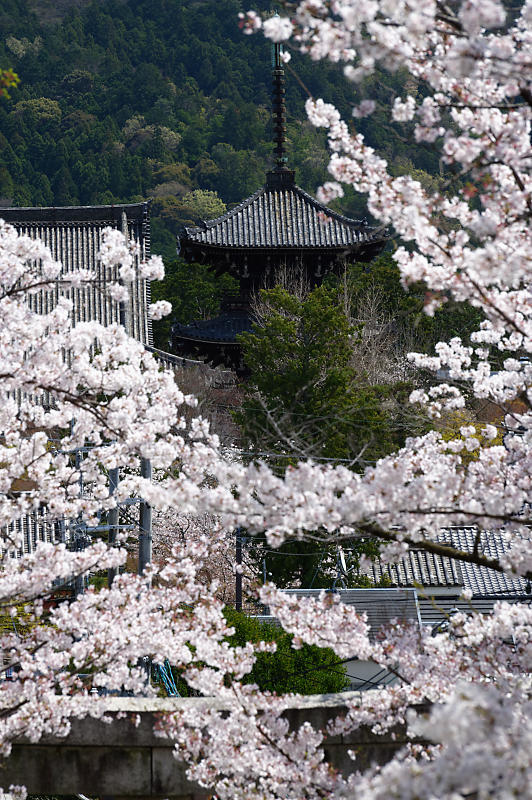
[279,588,421,640]
[367,527,529,597]
[368,548,464,589]
[277,580,528,635]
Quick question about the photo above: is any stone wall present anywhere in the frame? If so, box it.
[3,694,416,798]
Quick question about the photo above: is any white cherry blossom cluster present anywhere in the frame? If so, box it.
[0,207,531,797]
[148,300,172,319]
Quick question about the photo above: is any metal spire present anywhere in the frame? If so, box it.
[267,36,295,189]
[272,42,287,168]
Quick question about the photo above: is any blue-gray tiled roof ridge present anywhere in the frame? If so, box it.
[183,184,382,249]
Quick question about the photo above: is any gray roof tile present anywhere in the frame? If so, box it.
[182,184,382,250]
[368,528,529,597]
[1,201,149,224]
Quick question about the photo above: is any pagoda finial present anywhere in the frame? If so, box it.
[266,21,295,190]
[272,39,287,168]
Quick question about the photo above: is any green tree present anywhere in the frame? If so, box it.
[223,608,348,695]
[178,188,226,223]
[236,283,425,588]
[152,189,227,241]
[237,284,397,465]
[150,258,238,350]
[11,97,61,127]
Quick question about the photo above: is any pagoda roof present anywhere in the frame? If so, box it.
[173,314,253,344]
[180,173,384,253]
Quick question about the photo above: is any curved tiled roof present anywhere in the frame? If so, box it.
[370,548,464,589]
[438,527,529,596]
[368,528,530,597]
[173,315,253,343]
[182,182,382,250]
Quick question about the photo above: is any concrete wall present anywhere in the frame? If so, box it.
[2,694,414,798]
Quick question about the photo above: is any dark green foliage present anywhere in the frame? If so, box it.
[223,608,348,695]
[0,0,343,238]
[0,0,444,254]
[236,284,403,466]
[150,257,239,350]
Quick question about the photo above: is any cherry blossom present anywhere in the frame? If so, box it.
[1,0,532,794]
[148,300,172,319]
[351,99,376,118]
[262,15,294,43]
[391,96,416,121]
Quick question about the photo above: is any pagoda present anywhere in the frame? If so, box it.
[173,44,387,370]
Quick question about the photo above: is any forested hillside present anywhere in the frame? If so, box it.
[0,0,439,257]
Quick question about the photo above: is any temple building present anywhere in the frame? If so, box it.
[1,200,153,347]
[173,44,387,370]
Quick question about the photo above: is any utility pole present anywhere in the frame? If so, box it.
[138,457,152,578]
[73,432,86,597]
[235,528,243,612]
[119,211,152,581]
[73,523,87,598]
[107,467,119,587]
[138,457,153,692]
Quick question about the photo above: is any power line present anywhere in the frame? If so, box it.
[253,547,364,557]
[224,446,377,464]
